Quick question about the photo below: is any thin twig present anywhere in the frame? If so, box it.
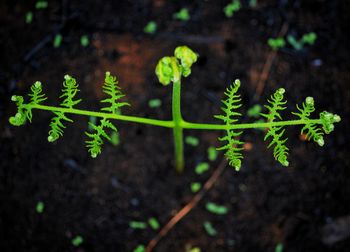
[145,158,228,252]
[254,23,289,101]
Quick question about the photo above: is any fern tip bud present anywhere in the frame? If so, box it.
[34,81,42,88]
[333,114,341,123]
[11,95,17,102]
[305,96,314,106]
[234,79,241,87]
[316,137,325,146]
[277,88,285,95]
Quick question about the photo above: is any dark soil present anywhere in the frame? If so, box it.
[1,1,350,251]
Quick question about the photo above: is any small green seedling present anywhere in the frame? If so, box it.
[144,21,157,34]
[53,34,63,48]
[203,221,217,236]
[173,8,190,21]
[185,136,199,146]
[71,235,84,247]
[9,46,340,173]
[195,162,209,175]
[129,221,147,229]
[134,245,145,252]
[206,202,228,215]
[191,182,202,193]
[287,32,317,50]
[301,32,317,45]
[80,35,89,47]
[224,0,241,18]
[35,0,48,9]
[275,243,284,252]
[26,12,33,24]
[148,217,160,230]
[268,37,286,50]
[207,146,218,161]
[148,98,162,108]
[247,104,262,118]
[35,201,44,214]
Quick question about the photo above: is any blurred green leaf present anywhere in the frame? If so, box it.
[203,221,217,236]
[148,99,162,108]
[195,162,209,175]
[205,202,228,215]
[185,136,199,146]
[35,201,44,214]
[72,235,84,247]
[190,182,201,193]
[144,21,157,34]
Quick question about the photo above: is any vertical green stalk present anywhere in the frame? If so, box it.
[172,80,184,173]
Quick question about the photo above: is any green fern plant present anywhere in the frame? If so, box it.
[214,80,244,171]
[9,45,340,172]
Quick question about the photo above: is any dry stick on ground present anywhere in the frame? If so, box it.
[254,23,289,101]
[145,158,228,252]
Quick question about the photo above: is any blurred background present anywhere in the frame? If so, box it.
[0,0,349,251]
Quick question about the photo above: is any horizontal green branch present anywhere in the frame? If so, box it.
[31,104,175,128]
[30,104,322,130]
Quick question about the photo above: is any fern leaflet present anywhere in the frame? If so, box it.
[85,118,118,158]
[214,79,244,171]
[48,75,80,142]
[48,112,73,142]
[29,81,47,105]
[262,88,289,166]
[292,97,324,146]
[9,95,31,125]
[60,75,82,108]
[101,72,130,114]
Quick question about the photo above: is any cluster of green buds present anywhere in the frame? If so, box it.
[320,111,341,134]
[155,46,198,85]
[9,95,28,126]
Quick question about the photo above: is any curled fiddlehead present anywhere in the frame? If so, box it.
[215,80,244,171]
[261,88,289,166]
[292,97,324,146]
[85,118,118,158]
[292,97,341,146]
[48,75,80,142]
[9,81,47,125]
[9,95,30,126]
[155,45,198,85]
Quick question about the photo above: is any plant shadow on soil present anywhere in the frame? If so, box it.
[1,1,350,251]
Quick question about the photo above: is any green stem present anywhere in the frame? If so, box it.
[31,104,174,128]
[30,104,322,130]
[172,80,184,173]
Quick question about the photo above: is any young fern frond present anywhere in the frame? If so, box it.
[9,95,31,126]
[214,80,244,171]
[261,88,289,166]
[48,75,80,142]
[292,97,324,146]
[9,81,47,125]
[48,112,73,142]
[85,118,118,158]
[60,75,82,108]
[101,71,130,114]
[29,81,47,105]
[8,46,341,170]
